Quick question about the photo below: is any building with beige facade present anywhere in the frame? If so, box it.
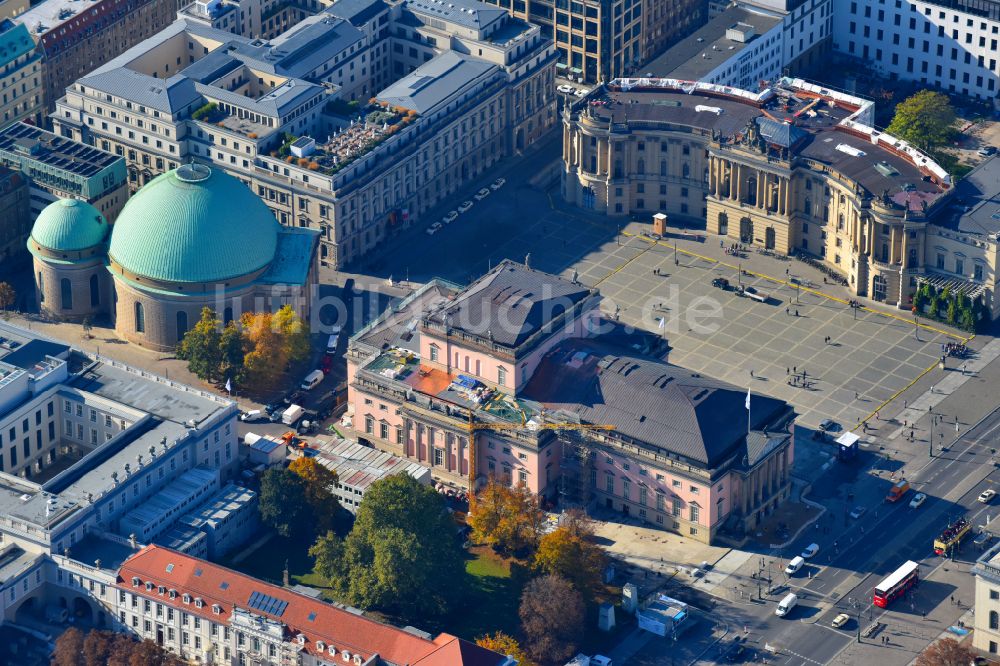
[0,19,42,127]
[562,77,1000,323]
[52,0,556,268]
[480,0,705,84]
[973,540,1000,657]
[345,260,796,544]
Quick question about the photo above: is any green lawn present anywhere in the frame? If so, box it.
[447,546,527,641]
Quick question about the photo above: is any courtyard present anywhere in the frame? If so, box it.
[371,161,967,432]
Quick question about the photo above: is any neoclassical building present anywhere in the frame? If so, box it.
[28,163,319,351]
[562,77,1000,320]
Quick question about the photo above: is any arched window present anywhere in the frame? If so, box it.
[223,307,233,326]
[176,311,188,340]
[37,272,44,303]
[718,212,728,235]
[991,610,999,630]
[804,197,811,216]
[135,302,145,333]
[60,279,72,310]
[89,274,100,307]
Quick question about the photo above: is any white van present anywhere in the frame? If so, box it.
[326,326,341,354]
[775,593,798,617]
[300,369,325,391]
[785,555,805,575]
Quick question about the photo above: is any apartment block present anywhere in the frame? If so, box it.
[52,0,557,267]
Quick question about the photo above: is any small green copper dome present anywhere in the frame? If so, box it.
[108,164,279,283]
[30,199,108,252]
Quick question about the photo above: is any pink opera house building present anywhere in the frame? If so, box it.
[345,260,795,544]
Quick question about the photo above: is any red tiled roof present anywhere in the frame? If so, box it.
[117,545,505,665]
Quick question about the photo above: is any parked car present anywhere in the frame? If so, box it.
[909,492,927,509]
[491,177,506,190]
[819,419,840,432]
[978,146,997,156]
[801,543,819,559]
[849,505,867,519]
[979,489,997,503]
[557,84,575,94]
[474,187,491,200]
[574,88,588,97]
[458,200,473,213]
[425,222,443,235]
[443,210,459,223]
[831,613,850,629]
[712,277,730,290]
[239,410,268,423]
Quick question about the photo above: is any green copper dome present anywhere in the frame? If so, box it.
[108,164,279,283]
[30,199,108,252]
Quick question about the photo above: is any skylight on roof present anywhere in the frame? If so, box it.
[194,568,203,577]
[165,564,174,573]
[220,581,230,590]
[308,612,317,621]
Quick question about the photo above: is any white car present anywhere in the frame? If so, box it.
[458,200,473,213]
[443,211,458,224]
[425,222,443,235]
[909,492,927,509]
[491,177,506,190]
[474,187,491,201]
[832,613,850,629]
[980,489,997,504]
[574,88,588,97]
[557,84,575,94]
[801,543,819,559]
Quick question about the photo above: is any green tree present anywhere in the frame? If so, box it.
[467,477,544,553]
[273,304,311,365]
[258,467,310,540]
[886,90,956,152]
[289,456,340,533]
[219,322,246,384]
[177,308,222,381]
[0,281,14,317]
[311,473,465,622]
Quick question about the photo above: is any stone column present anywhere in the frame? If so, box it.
[901,226,909,268]
[757,171,765,209]
[784,178,791,216]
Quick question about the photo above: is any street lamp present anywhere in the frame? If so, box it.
[929,406,935,458]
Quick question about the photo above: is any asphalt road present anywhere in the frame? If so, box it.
[700,404,1000,665]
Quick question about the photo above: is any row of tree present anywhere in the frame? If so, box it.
[467,479,608,661]
[177,306,310,388]
[52,628,184,666]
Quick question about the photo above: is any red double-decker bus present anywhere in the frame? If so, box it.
[873,560,919,608]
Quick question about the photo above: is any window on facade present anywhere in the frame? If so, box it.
[135,302,145,333]
[497,366,507,386]
[991,610,999,630]
[689,505,700,523]
[429,344,439,362]
[60,279,72,310]
[364,416,374,434]
[89,274,100,307]
[176,311,189,340]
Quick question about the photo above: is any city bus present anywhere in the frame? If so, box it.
[873,560,919,608]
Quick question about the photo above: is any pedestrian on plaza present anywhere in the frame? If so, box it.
[795,309,799,316]
[951,595,954,604]
[786,368,790,375]
[750,370,755,378]
[793,366,797,374]
[786,307,789,315]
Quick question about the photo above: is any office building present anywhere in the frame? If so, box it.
[52,0,557,267]
[345,260,796,544]
[831,0,1000,101]
[0,121,128,222]
[0,19,42,127]
[0,166,29,268]
[15,0,186,115]
[481,0,705,84]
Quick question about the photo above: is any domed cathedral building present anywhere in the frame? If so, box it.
[560,78,1000,319]
[29,163,320,351]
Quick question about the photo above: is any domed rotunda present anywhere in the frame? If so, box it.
[30,164,319,350]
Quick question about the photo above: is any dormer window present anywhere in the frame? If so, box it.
[316,641,325,651]
[157,586,165,595]
[131,577,140,587]
[341,652,351,662]
[182,593,191,604]
[145,582,154,591]
[328,645,337,656]
[296,634,306,645]
[194,598,203,608]
[212,604,221,614]
[353,656,362,665]
[169,589,177,599]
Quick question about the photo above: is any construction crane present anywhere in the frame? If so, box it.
[463,410,614,489]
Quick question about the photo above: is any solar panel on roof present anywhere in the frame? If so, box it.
[247,590,288,617]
